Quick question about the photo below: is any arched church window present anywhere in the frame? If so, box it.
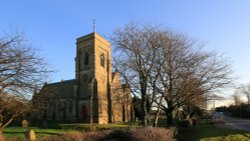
[84,52,89,65]
[100,54,105,67]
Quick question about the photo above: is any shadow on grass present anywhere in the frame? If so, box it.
[178,124,250,141]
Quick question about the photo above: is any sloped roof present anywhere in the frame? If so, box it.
[111,72,117,82]
[43,79,76,98]
[112,71,121,83]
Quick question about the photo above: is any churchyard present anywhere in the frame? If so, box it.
[3,118,250,141]
[1,3,247,140]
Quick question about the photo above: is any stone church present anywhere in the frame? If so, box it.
[33,32,132,124]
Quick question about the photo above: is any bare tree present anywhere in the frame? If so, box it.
[111,22,166,125]
[0,30,51,135]
[31,85,57,120]
[153,31,232,126]
[0,31,49,96]
[112,22,233,126]
[182,91,207,119]
[232,90,242,106]
[0,93,28,130]
[239,84,250,104]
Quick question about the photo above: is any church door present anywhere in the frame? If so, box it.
[82,105,87,123]
[122,104,126,122]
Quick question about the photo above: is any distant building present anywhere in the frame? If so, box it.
[32,32,132,124]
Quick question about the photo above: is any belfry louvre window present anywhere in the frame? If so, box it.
[84,52,89,65]
[100,54,105,67]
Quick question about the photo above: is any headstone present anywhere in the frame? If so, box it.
[90,125,96,131]
[22,120,28,128]
[25,130,36,141]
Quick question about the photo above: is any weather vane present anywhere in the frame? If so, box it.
[93,19,96,32]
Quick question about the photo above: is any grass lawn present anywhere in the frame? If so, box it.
[3,127,75,141]
[60,123,133,130]
[178,124,250,141]
[2,123,133,141]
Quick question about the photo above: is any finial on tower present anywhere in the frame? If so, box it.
[92,19,96,32]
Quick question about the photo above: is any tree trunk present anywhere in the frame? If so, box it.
[153,109,160,127]
[165,106,174,127]
[141,92,148,126]
[153,95,164,127]
[166,112,173,127]
[164,102,174,127]
[0,116,16,131]
[140,77,148,126]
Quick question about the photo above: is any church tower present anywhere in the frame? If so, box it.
[34,32,132,124]
[75,32,112,124]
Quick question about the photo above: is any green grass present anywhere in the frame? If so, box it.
[178,124,250,141]
[2,123,134,141]
[3,126,75,141]
[59,123,134,131]
[9,122,247,141]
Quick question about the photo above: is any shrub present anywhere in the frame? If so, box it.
[102,129,132,141]
[129,127,172,141]
[98,127,172,141]
[37,127,173,141]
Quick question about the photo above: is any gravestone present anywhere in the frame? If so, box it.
[25,130,36,141]
[22,120,28,128]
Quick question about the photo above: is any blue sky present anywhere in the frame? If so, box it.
[1,1,250,98]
